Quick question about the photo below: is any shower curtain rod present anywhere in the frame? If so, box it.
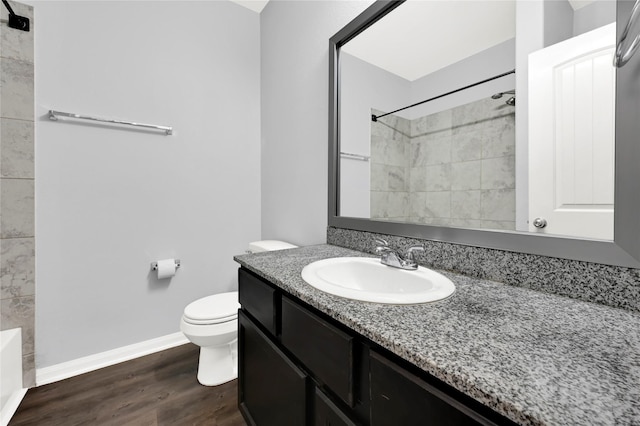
[371,69,515,122]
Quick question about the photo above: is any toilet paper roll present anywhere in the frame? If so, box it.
[156,259,177,279]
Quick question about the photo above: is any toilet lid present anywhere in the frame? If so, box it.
[183,292,240,324]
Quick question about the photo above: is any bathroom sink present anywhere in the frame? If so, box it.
[301,257,455,304]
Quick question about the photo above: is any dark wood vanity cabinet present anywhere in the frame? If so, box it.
[238,311,307,426]
[238,267,515,426]
[370,351,497,426]
[314,388,358,426]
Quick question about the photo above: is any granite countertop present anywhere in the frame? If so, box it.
[234,244,640,426]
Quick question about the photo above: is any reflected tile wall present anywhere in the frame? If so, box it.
[370,97,516,230]
[0,1,35,388]
[370,109,410,222]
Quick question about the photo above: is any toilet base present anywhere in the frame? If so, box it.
[196,339,238,386]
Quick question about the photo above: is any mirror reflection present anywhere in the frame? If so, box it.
[338,0,616,240]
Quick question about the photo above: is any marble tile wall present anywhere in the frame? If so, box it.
[370,97,515,230]
[0,2,35,388]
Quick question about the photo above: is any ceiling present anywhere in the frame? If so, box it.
[341,1,517,81]
[230,0,269,13]
[229,0,599,76]
[568,0,597,10]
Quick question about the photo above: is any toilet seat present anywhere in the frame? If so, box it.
[183,314,237,325]
[183,292,240,325]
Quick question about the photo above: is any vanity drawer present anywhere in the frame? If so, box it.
[281,296,354,406]
[238,268,277,335]
[370,350,497,426]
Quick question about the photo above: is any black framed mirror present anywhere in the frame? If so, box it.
[329,0,640,268]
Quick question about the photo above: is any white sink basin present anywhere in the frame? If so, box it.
[301,257,455,304]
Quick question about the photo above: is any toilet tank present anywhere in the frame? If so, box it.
[248,240,297,253]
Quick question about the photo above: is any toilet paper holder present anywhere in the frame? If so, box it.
[151,259,181,271]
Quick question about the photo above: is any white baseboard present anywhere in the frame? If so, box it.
[36,332,190,386]
[1,388,28,426]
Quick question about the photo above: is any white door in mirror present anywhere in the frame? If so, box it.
[529,23,615,240]
[301,257,455,304]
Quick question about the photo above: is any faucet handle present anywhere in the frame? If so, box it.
[374,238,389,247]
[374,238,393,256]
[404,245,425,261]
[374,238,391,254]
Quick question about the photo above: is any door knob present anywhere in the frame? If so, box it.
[533,218,547,228]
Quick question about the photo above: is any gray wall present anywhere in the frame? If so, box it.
[574,1,616,36]
[409,39,516,119]
[340,53,410,218]
[544,0,616,47]
[260,0,374,246]
[30,1,261,368]
[543,0,574,47]
[0,1,35,388]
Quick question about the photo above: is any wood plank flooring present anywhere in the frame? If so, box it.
[10,344,247,426]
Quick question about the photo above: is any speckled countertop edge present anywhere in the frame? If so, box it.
[234,244,640,426]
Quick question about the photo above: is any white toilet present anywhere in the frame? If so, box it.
[180,292,240,386]
[181,240,297,386]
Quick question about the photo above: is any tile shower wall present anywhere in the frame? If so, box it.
[370,109,411,222]
[0,2,35,388]
[371,98,515,230]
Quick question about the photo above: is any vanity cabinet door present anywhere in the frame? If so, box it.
[370,351,497,426]
[238,311,307,426]
[314,388,358,426]
[239,268,277,335]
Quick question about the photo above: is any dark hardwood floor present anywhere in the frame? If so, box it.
[10,344,247,426]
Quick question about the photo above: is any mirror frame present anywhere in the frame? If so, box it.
[329,0,640,268]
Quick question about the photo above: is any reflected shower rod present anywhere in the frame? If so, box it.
[371,69,515,122]
[1,0,29,32]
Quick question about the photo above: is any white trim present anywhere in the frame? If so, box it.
[36,332,189,387]
[1,388,28,426]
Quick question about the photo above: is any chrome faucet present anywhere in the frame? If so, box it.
[374,238,424,270]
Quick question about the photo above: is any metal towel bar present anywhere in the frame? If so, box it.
[48,110,173,135]
[340,152,370,162]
